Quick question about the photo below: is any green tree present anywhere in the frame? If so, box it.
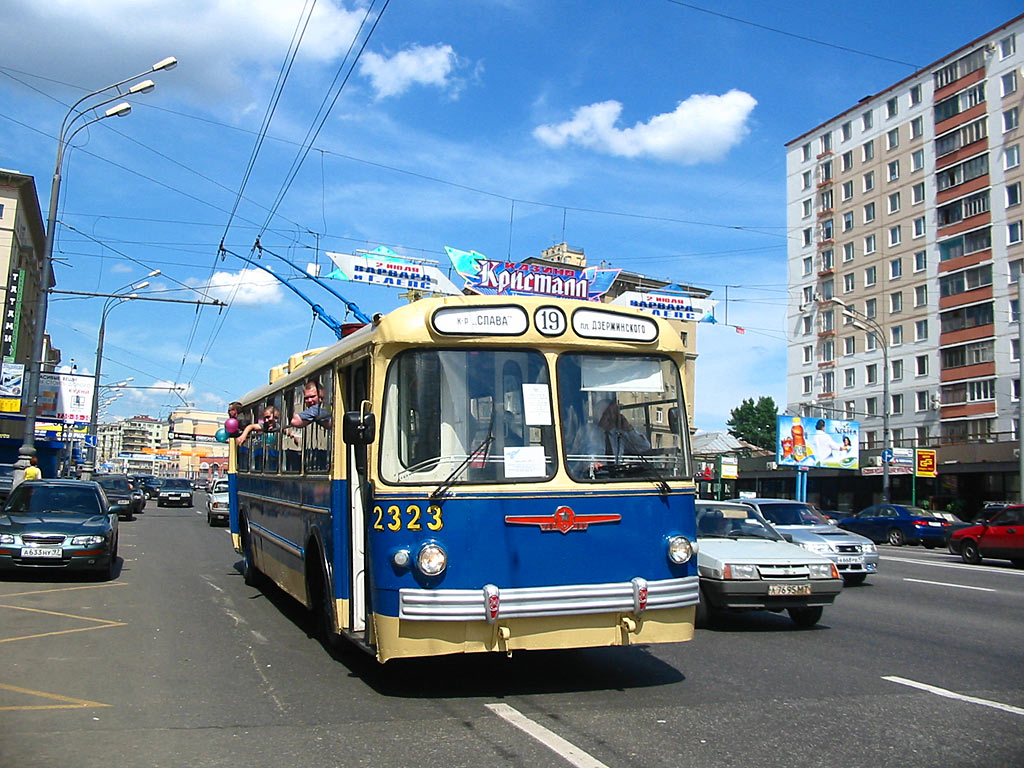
[726,396,778,451]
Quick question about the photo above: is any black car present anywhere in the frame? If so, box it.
[158,478,194,507]
[131,474,163,500]
[0,479,119,580]
[94,475,137,520]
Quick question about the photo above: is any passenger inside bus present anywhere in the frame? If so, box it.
[291,379,332,428]
[580,398,651,460]
[238,405,282,443]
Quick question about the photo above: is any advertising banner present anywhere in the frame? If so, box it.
[444,246,620,301]
[38,372,94,423]
[609,291,718,323]
[325,246,461,295]
[2,268,24,362]
[776,415,859,470]
[916,449,937,477]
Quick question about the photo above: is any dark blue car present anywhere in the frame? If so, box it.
[838,504,951,547]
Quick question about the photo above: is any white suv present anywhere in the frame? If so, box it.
[695,500,843,628]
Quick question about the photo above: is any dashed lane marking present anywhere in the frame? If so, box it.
[486,702,610,768]
[903,578,996,592]
[884,676,1024,717]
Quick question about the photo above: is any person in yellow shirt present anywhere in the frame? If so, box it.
[24,457,41,480]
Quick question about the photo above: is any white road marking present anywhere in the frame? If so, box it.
[880,555,1024,575]
[486,702,610,768]
[903,578,995,592]
[884,676,1024,717]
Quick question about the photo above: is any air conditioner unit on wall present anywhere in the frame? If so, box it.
[869,456,883,467]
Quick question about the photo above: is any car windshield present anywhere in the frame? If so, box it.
[904,507,929,517]
[4,485,100,515]
[96,477,130,492]
[213,481,229,493]
[696,504,780,540]
[757,502,830,526]
[163,479,192,489]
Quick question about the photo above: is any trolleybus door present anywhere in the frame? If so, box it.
[345,362,371,635]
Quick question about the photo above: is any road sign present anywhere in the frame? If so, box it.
[84,434,97,448]
[880,448,894,463]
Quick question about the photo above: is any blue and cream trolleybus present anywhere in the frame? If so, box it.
[229,294,698,662]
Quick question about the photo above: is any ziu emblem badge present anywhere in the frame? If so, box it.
[505,505,621,534]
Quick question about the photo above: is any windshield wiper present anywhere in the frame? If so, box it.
[430,414,495,502]
[632,451,671,496]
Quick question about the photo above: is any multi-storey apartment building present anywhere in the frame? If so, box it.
[786,14,1024,508]
[97,415,169,475]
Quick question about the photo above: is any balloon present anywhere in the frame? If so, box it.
[225,417,239,434]
[215,427,229,442]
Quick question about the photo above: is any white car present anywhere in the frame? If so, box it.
[695,500,843,628]
[206,478,229,527]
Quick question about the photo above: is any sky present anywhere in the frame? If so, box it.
[0,0,1021,431]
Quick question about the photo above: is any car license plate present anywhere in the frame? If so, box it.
[22,547,62,558]
[768,584,811,596]
[836,555,864,564]
[928,521,942,526]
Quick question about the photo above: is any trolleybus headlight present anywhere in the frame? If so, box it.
[392,548,411,568]
[667,535,695,564]
[416,543,447,576]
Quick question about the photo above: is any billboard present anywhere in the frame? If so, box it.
[38,372,95,423]
[776,415,859,470]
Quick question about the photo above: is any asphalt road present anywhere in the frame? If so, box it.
[2,499,1023,768]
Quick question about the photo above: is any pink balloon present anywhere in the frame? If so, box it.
[225,417,239,433]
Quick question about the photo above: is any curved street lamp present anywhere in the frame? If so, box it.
[832,297,891,503]
[17,59,176,483]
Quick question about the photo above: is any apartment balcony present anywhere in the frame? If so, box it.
[939,361,995,383]
[937,211,991,239]
[939,323,994,346]
[934,101,987,138]
[938,285,992,310]
[936,137,989,170]
[936,175,990,205]
[937,248,991,274]
[933,66,985,103]
[940,402,997,420]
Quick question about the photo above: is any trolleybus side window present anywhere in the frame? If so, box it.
[251,401,267,472]
[380,348,556,484]
[264,394,283,474]
[283,383,303,473]
[557,353,690,482]
[237,405,254,471]
[303,367,333,474]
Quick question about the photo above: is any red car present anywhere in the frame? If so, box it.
[948,504,1024,566]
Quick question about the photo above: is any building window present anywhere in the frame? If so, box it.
[886,97,898,119]
[821,219,834,241]
[889,226,902,247]
[866,364,878,385]
[911,115,924,138]
[802,316,813,334]
[802,198,813,217]
[891,326,903,346]
[863,110,873,130]
[842,211,854,232]
[937,190,990,227]
[1004,107,1019,133]
[886,127,899,149]
[844,368,855,388]
[935,82,986,122]
[844,336,855,356]
[802,376,813,395]
[1006,145,1021,170]
[821,309,835,332]
[1009,221,1023,245]
[912,148,924,172]
[802,170,812,189]
[803,345,813,363]
[910,84,922,106]
[843,272,855,293]
[843,242,855,262]
[842,180,854,200]
[912,181,925,204]
[841,150,854,172]
[1014,338,1020,362]
[916,355,928,376]
[802,143,812,161]
[864,201,876,223]
[862,140,875,162]
[1003,71,1018,98]
[888,192,901,214]
[822,340,835,362]
[864,266,877,287]
[940,339,995,369]
[845,400,856,419]
[803,286,815,305]
[866,399,878,419]
[915,319,928,341]
[821,371,835,394]
[1008,182,1022,208]
[820,133,832,153]
[936,116,988,158]
[803,228,813,246]
[802,256,813,276]
[842,121,852,141]
[892,393,904,415]
[821,278,834,300]
[1001,34,1016,59]
[936,153,989,192]
[938,263,993,297]
[820,160,834,183]
[914,250,927,272]
[864,234,876,255]
[863,171,875,192]
[915,284,928,307]
[940,302,993,333]
[939,227,991,261]
[916,391,929,412]
[891,258,904,280]
[913,216,926,238]
[890,291,903,313]
[887,159,900,181]
[892,359,904,380]
[866,331,877,351]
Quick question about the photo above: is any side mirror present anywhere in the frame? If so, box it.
[781,533,794,543]
[343,411,376,445]
[668,406,680,433]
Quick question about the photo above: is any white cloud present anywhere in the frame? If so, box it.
[194,267,285,306]
[358,44,461,99]
[533,90,757,164]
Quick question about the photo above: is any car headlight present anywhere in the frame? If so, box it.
[667,535,695,564]
[808,562,839,580]
[416,543,447,576]
[72,535,105,546]
[799,541,833,554]
[860,541,877,554]
[0,533,14,545]
[723,563,759,579]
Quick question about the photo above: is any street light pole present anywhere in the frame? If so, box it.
[17,58,176,483]
[834,298,891,503]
